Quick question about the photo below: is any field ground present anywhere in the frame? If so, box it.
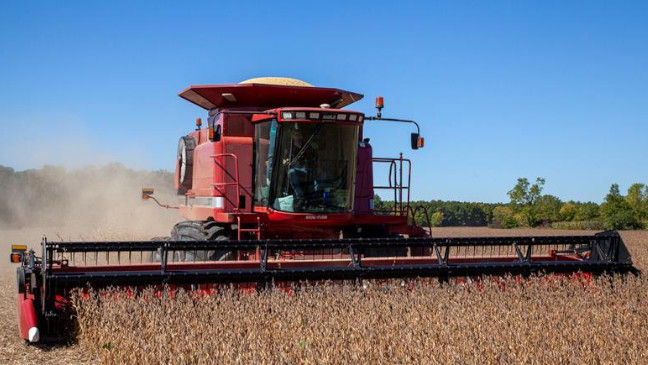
[1,227,647,364]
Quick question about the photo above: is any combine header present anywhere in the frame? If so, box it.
[10,77,638,343]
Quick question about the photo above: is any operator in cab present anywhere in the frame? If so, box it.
[282,127,318,210]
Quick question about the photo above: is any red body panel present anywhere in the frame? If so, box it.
[17,293,37,341]
[191,135,218,196]
[179,84,363,110]
[355,141,374,216]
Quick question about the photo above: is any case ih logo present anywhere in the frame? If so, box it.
[305,215,328,220]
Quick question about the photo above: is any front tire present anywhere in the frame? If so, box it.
[170,221,232,261]
[343,226,408,257]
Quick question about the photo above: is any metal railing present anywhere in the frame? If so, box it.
[372,153,411,216]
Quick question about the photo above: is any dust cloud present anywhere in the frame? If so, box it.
[0,164,181,363]
[0,163,180,238]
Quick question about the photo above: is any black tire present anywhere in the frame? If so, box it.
[343,227,407,257]
[148,236,170,262]
[170,221,232,261]
[177,136,196,194]
[150,236,170,241]
[364,245,408,258]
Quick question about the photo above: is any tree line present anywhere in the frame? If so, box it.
[375,177,648,230]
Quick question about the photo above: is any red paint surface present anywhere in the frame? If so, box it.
[179,83,363,110]
[17,294,37,341]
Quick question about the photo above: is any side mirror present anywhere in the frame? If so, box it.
[209,124,222,142]
[411,133,424,150]
[142,187,154,200]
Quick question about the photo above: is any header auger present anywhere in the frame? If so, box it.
[10,77,638,343]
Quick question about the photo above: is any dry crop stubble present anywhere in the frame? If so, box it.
[70,228,648,364]
[2,227,648,364]
[72,274,648,364]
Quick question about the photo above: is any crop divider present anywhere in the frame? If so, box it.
[259,243,268,273]
[433,244,446,267]
[161,241,169,274]
[349,244,361,268]
[513,242,533,264]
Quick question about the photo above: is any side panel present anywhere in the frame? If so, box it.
[180,136,253,219]
[179,139,221,221]
[220,113,254,212]
[179,112,256,221]
[354,141,374,216]
[220,136,254,212]
[192,140,220,196]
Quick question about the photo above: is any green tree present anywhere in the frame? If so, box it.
[373,195,389,212]
[574,202,600,221]
[430,211,443,227]
[514,207,532,227]
[626,183,648,220]
[492,206,518,228]
[600,184,641,230]
[533,195,562,224]
[559,203,578,221]
[505,177,547,227]
[508,177,545,206]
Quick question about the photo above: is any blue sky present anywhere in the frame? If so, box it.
[1,1,646,203]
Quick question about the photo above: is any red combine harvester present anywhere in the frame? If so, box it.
[10,78,638,343]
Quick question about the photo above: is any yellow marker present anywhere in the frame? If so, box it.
[11,245,27,251]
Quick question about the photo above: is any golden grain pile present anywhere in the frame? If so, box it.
[70,230,648,365]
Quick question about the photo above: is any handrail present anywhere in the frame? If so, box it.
[372,154,411,216]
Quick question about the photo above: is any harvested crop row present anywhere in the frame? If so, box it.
[73,274,648,363]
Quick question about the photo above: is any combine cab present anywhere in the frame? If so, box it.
[10,77,638,343]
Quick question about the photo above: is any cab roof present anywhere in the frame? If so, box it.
[179,82,363,110]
